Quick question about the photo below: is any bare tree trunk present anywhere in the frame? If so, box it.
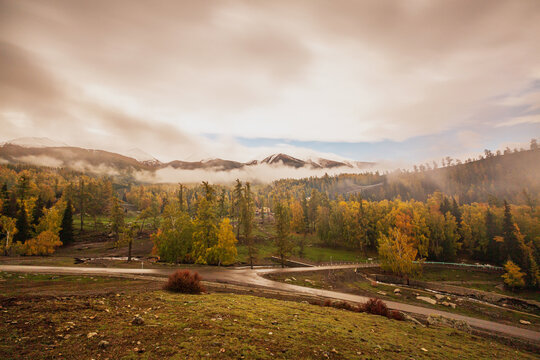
[128,240,132,262]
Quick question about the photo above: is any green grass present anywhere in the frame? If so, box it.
[266,270,540,330]
[413,267,502,282]
[0,287,536,359]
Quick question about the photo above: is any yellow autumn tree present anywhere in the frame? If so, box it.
[290,200,305,234]
[0,216,17,255]
[378,228,422,278]
[207,218,237,266]
[20,230,62,256]
[502,260,525,290]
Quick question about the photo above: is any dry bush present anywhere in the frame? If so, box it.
[361,298,389,317]
[163,270,205,294]
[387,310,405,321]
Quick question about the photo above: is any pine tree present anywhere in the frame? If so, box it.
[485,208,500,264]
[59,200,74,245]
[502,201,522,265]
[232,179,243,239]
[274,201,292,268]
[31,196,45,228]
[6,191,18,218]
[0,183,8,216]
[242,182,256,268]
[14,202,30,243]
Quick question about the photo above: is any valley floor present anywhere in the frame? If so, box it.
[0,274,537,360]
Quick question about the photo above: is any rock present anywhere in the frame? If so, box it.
[284,278,292,282]
[435,294,445,300]
[427,314,472,333]
[131,315,144,326]
[87,332,98,339]
[98,340,109,349]
[377,291,387,296]
[402,313,424,327]
[421,348,428,352]
[394,288,401,294]
[441,301,456,308]
[416,296,437,305]
[519,320,531,325]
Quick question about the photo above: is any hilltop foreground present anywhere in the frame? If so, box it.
[0,274,536,360]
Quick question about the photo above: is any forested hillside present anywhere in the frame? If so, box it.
[268,146,540,205]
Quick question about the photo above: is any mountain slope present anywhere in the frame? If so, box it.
[0,141,367,172]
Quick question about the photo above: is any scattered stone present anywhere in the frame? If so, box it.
[519,320,531,325]
[421,348,428,352]
[98,340,109,349]
[131,315,144,326]
[284,278,292,282]
[435,294,445,300]
[402,313,424,327]
[87,332,98,339]
[417,296,437,305]
[377,291,387,296]
[393,288,401,294]
[427,314,472,333]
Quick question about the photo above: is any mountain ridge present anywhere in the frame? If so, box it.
[0,138,375,172]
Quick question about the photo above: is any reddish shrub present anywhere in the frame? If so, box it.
[387,310,405,321]
[361,298,388,317]
[323,300,362,312]
[164,270,205,294]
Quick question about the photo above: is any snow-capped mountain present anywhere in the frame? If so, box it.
[0,138,374,172]
[124,148,161,166]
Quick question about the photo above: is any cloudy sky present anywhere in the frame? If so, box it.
[1,0,539,165]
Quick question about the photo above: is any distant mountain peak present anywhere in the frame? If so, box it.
[3,137,68,148]
[125,148,161,165]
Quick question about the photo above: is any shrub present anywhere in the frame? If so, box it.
[361,298,388,317]
[387,310,405,321]
[320,298,403,321]
[163,270,205,294]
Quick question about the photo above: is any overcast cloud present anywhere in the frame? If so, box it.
[0,0,539,163]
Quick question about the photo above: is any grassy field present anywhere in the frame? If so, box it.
[0,274,536,359]
[266,269,540,331]
[410,267,540,302]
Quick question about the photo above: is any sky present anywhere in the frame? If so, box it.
[1,0,539,166]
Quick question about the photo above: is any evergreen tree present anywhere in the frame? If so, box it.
[0,183,8,216]
[274,201,292,268]
[31,196,45,228]
[485,208,500,264]
[232,179,243,239]
[6,191,18,218]
[502,201,522,265]
[14,203,30,243]
[242,182,256,268]
[59,200,74,245]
